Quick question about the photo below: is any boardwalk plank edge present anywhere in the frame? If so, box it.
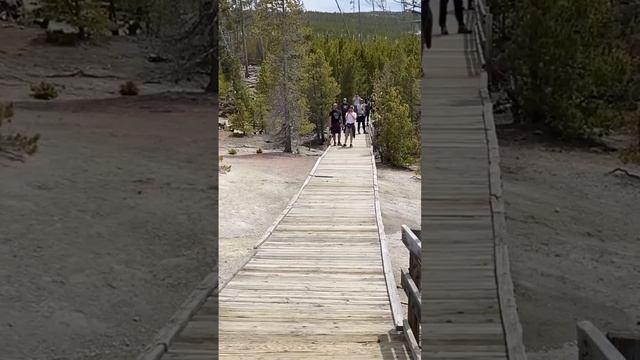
[371,145,405,331]
[479,76,527,360]
[136,271,218,360]
[136,147,333,360]
[253,147,331,249]
[216,145,333,296]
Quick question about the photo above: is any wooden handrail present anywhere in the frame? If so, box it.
[401,270,421,323]
[401,224,421,261]
[399,225,421,360]
[578,321,626,360]
[471,0,493,87]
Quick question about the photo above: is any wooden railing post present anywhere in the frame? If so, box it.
[408,238,420,338]
[400,225,421,360]
[484,11,493,89]
[607,331,640,359]
[577,321,626,360]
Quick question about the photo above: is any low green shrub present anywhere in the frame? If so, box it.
[30,82,58,100]
[119,81,139,96]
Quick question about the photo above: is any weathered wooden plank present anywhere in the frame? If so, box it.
[607,330,640,359]
[371,146,404,331]
[136,272,218,360]
[401,270,421,323]
[420,4,520,358]
[480,84,527,360]
[210,135,407,358]
[252,147,331,249]
[401,225,422,260]
[577,321,626,360]
[403,319,421,360]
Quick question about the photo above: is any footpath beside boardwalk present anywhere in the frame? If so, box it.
[141,133,408,359]
[421,1,526,359]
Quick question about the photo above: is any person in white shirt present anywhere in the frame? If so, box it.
[343,106,357,148]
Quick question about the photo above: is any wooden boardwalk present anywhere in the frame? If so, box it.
[142,133,408,359]
[421,1,526,359]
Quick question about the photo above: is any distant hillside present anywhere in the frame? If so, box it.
[230,10,419,64]
[304,11,419,38]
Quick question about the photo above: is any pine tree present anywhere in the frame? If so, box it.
[254,53,280,132]
[302,49,340,143]
[254,0,307,153]
[372,87,418,167]
[221,51,254,134]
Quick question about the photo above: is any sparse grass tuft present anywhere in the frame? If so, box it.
[119,81,139,96]
[0,102,40,156]
[219,164,232,173]
[30,82,58,100]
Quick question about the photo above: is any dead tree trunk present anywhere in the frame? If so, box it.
[239,0,250,78]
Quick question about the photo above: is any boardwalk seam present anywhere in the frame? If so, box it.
[370,146,404,331]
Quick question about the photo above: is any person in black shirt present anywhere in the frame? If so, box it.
[329,103,343,146]
[340,98,349,134]
[365,98,371,126]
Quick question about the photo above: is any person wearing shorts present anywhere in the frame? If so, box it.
[329,103,342,146]
[343,106,357,148]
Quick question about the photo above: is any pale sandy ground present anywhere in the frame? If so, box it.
[0,23,215,360]
[500,127,640,359]
[0,95,216,360]
[218,132,421,319]
[0,24,204,102]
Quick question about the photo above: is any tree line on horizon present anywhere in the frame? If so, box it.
[220,0,420,166]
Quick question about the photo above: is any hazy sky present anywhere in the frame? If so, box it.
[302,0,404,13]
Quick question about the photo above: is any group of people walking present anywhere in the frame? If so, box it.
[328,95,375,148]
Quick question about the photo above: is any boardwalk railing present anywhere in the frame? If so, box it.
[137,272,218,360]
[470,0,493,86]
[400,225,421,360]
[471,2,528,359]
[367,116,381,162]
[577,321,626,360]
